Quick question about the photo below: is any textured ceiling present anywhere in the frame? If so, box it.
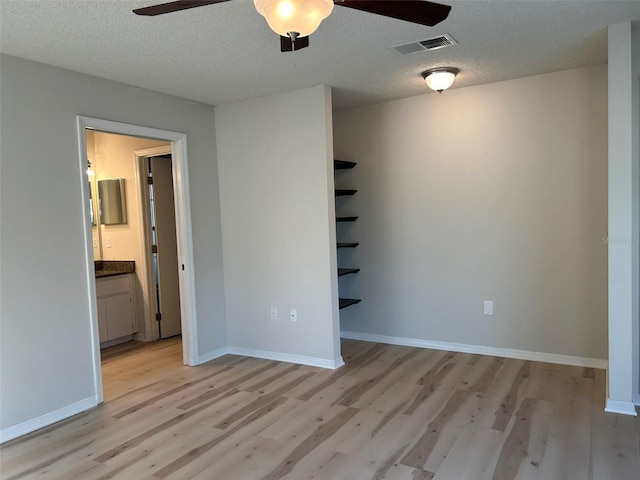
[1,0,639,110]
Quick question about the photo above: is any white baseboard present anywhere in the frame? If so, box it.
[0,396,97,444]
[226,346,343,370]
[340,331,608,369]
[197,346,231,365]
[99,335,135,349]
[632,393,640,407]
[605,399,638,416]
[198,345,343,370]
[133,332,151,342]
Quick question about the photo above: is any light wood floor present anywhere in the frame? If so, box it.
[2,337,639,479]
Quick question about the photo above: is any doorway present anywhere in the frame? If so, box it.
[136,148,182,340]
[78,116,199,405]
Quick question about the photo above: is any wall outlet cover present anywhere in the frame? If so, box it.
[483,300,494,316]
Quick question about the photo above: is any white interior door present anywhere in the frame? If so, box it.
[151,155,182,338]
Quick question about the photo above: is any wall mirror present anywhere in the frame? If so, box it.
[98,178,127,225]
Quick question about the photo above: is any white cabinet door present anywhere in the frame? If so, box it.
[96,274,136,344]
[105,292,135,339]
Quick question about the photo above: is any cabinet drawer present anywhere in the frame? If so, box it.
[96,274,131,297]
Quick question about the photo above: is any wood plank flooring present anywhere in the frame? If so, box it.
[1,337,639,479]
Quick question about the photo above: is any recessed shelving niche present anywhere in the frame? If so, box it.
[334,159,360,310]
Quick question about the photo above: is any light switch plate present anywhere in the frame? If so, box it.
[484,300,494,315]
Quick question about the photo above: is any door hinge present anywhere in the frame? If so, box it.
[156,312,162,322]
[147,176,153,185]
[151,244,158,254]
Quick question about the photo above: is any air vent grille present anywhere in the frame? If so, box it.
[420,36,454,50]
[390,34,457,55]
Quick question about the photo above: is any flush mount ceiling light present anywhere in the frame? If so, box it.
[422,67,459,93]
[254,0,333,41]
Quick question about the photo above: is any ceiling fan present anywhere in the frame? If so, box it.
[134,0,452,52]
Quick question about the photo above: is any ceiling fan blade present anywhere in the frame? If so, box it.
[280,35,310,52]
[334,0,451,27]
[133,0,232,16]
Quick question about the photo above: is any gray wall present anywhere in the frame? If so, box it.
[633,25,640,403]
[215,86,341,366]
[0,54,227,431]
[215,86,340,366]
[334,65,608,361]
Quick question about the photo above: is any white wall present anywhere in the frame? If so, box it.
[606,22,640,414]
[0,54,226,435]
[334,65,608,362]
[91,131,168,340]
[632,25,640,405]
[215,85,342,367]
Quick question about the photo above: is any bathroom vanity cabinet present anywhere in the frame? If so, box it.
[96,273,136,346]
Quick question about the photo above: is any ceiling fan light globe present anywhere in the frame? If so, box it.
[424,70,457,92]
[254,0,334,37]
[277,1,295,18]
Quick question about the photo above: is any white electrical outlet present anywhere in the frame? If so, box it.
[289,308,297,323]
[270,306,278,320]
[484,300,494,316]
[106,237,111,248]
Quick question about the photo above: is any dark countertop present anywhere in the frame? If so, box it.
[95,260,135,278]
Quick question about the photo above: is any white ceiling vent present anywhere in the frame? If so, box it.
[390,34,457,55]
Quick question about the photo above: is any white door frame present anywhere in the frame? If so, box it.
[76,116,199,404]
[134,145,174,343]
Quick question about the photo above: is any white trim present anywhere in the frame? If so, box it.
[0,396,97,444]
[632,393,640,406]
[340,331,608,369]
[133,332,152,342]
[77,117,200,406]
[99,335,135,349]
[605,399,638,416]
[76,118,105,405]
[198,346,231,365]
[226,346,344,370]
[135,145,175,157]
[171,137,199,366]
[197,346,344,369]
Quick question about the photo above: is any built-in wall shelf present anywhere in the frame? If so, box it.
[339,298,361,309]
[335,159,360,312]
[334,160,357,170]
[338,268,360,277]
